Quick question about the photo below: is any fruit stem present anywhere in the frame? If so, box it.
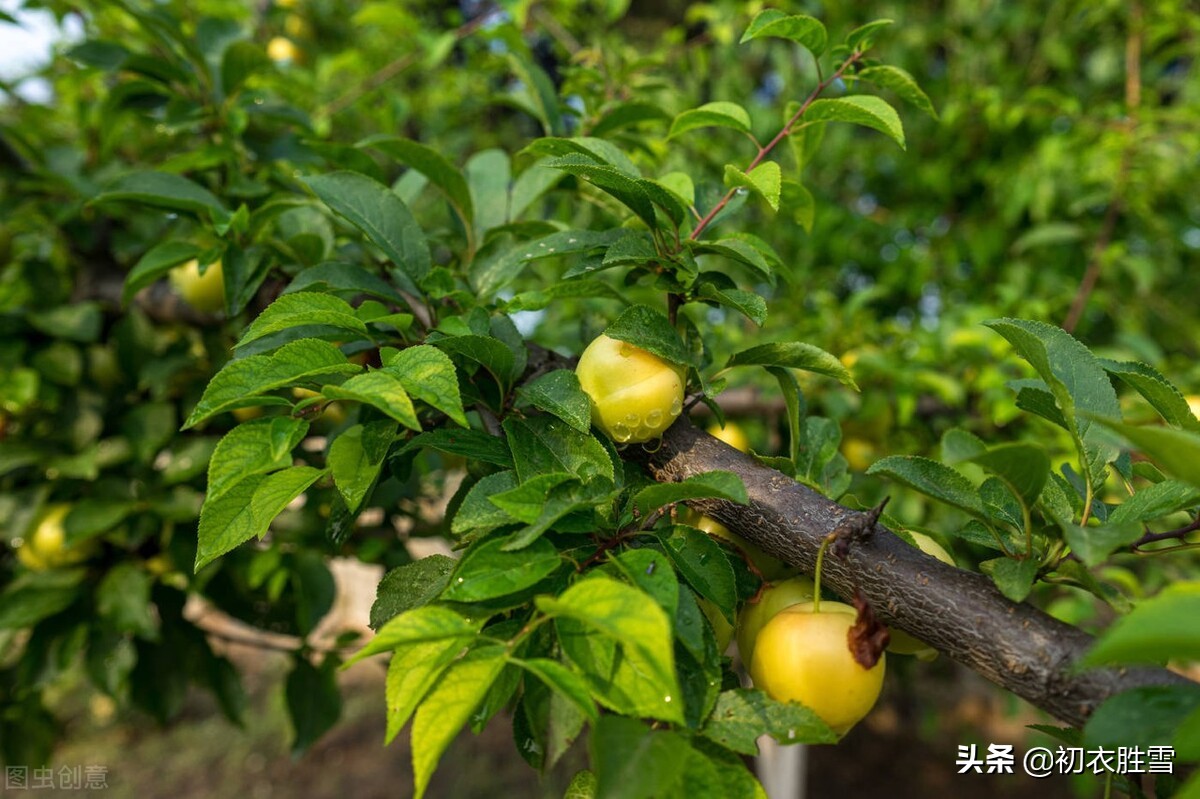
[812,533,836,614]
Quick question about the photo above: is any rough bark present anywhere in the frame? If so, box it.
[636,418,1195,728]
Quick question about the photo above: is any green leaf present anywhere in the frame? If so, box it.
[979,556,1039,602]
[967,443,1049,508]
[322,370,420,430]
[1109,480,1200,525]
[702,688,837,754]
[669,102,753,139]
[384,345,469,428]
[465,149,511,235]
[1084,685,1200,751]
[1088,416,1200,489]
[869,455,984,518]
[781,181,815,233]
[538,576,682,723]
[451,471,521,535]
[329,420,395,511]
[384,635,469,744]
[740,10,827,55]
[546,155,658,229]
[592,102,671,137]
[370,556,457,630]
[1062,521,1143,567]
[724,161,781,211]
[1102,360,1200,432]
[63,499,137,545]
[660,525,737,622]
[564,770,598,799]
[283,262,407,305]
[504,416,614,483]
[27,303,104,343]
[403,429,513,468]
[517,370,593,433]
[235,292,370,351]
[690,238,775,280]
[803,96,905,149]
[412,647,508,799]
[442,536,562,601]
[433,334,517,389]
[207,417,309,502]
[985,319,1122,490]
[0,572,85,629]
[854,65,937,118]
[92,171,229,219]
[347,605,483,665]
[634,471,748,515]
[96,562,158,640]
[727,342,858,389]
[489,473,577,523]
[184,339,359,429]
[846,19,894,51]
[609,549,680,621]
[285,655,342,756]
[220,40,270,96]
[696,283,768,327]
[122,241,201,304]
[603,304,691,367]
[511,657,599,722]
[195,466,325,570]
[1082,583,1200,666]
[506,51,564,136]
[592,716,689,799]
[304,171,431,290]
[501,477,614,551]
[360,135,474,228]
[1178,704,1200,761]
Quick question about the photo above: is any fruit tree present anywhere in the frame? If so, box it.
[1,2,1199,797]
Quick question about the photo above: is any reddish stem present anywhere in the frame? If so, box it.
[688,50,864,242]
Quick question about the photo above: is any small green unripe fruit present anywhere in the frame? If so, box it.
[736,575,815,665]
[887,532,954,659]
[749,600,886,735]
[575,334,684,444]
[169,259,225,313]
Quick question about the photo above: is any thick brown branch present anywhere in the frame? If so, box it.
[636,419,1194,728]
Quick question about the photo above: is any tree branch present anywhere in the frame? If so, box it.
[635,418,1195,728]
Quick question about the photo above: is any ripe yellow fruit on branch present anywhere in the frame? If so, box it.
[749,600,886,735]
[735,575,816,664]
[887,532,954,659]
[575,334,684,444]
[707,420,750,453]
[169,259,225,313]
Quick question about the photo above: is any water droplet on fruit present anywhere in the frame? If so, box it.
[669,398,682,416]
[611,423,632,442]
[624,412,640,424]
[646,409,662,426]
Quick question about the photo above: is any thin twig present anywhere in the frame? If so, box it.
[688,50,863,241]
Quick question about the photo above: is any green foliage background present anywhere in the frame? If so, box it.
[1,0,1199,796]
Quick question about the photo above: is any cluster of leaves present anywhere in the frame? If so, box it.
[868,318,1200,796]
